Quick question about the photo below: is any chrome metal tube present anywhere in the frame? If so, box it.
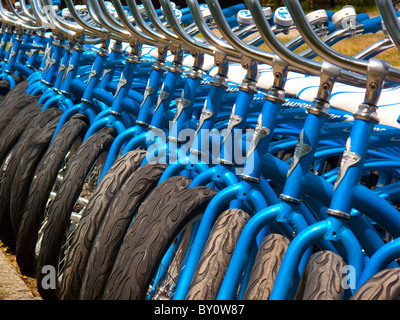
[283,0,400,83]
[111,0,158,46]
[159,0,217,57]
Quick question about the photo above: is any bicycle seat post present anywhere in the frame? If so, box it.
[171,0,233,158]
[241,56,288,183]
[279,61,340,210]
[328,58,390,217]
[218,54,258,166]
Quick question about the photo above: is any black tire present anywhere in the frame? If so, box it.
[243,233,290,300]
[15,116,89,274]
[0,79,11,97]
[295,251,345,300]
[10,112,72,237]
[0,74,26,97]
[0,102,42,168]
[103,186,218,300]
[35,128,115,300]
[118,175,193,249]
[0,108,62,249]
[0,80,11,97]
[79,162,169,300]
[186,209,250,300]
[58,149,147,300]
[350,268,400,300]
[0,79,29,105]
[0,88,39,135]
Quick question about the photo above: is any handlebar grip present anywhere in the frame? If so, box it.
[327,21,336,33]
[326,10,334,20]
[357,13,370,22]
[362,16,382,34]
[221,3,246,16]
[180,3,245,25]
[179,7,191,15]
[327,12,370,33]
[362,11,400,34]
[180,13,193,24]
[225,15,239,27]
[181,4,244,17]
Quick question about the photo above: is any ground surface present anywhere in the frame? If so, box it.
[0,242,39,300]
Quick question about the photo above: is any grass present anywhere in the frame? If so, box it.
[271,32,400,67]
[332,33,400,66]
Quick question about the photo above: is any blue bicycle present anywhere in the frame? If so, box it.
[97,0,400,300]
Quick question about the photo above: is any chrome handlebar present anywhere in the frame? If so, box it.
[2,0,400,88]
[0,0,41,30]
[375,0,400,52]
[283,0,400,83]
[86,0,129,39]
[63,0,106,38]
[160,0,218,58]
[110,0,158,46]
[5,0,32,25]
